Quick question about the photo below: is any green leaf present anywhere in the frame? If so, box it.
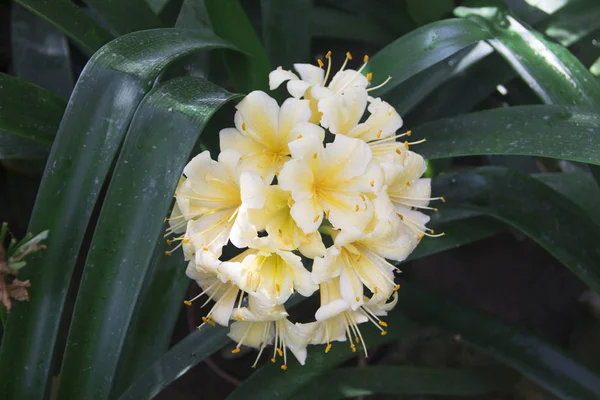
[204,0,271,93]
[405,0,454,26]
[0,73,65,145]
[311,7,396,47]
[57,76,239,399]
[112,242,188,396]
[457,8,600,107]
[592,57,600,76]
[0,131,48,160]
[539,0,600,47]
[433,167,600,293]
[289,366,519,399]
[398,284,600,399]
[0,29,233,399]
[10,4,73,99]
[535,172,600,227]
[14,0,114,53]
[262,0,312,68]
[119,326,230,400]
[407,216,505,262]
[412,105,600,165]
[82,0,164,35]
[226,314,419,400]
[365,18,491,97]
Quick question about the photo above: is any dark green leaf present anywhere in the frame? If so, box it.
[113,242,188,396]
[0,73,65,145]
[55,79,240,399]
[412,105,600,165]
[311,7,395,47]
[365,19,491,97]
[14,0,114,53]
[398,284,600,399]
[262,0,312,68]
[405,0,454,26]
[119,326,230,400]
[289,365,519,399]
[539,0,600,47]
[226,314,419,400]
[82,0,164,35]
[10,4,73,99]
[433,167,600,293]
[204,0,271,93]
[0,131,48,160]
[457,8,600,107]
[0,29,233,399]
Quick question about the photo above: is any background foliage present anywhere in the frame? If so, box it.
[0,0,599,399]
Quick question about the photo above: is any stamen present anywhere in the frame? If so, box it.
[313,215,320,223]
[367,75,392,92]
[325,343,332,353]
[323,51,333,85]
[366,72,373,82]
[317,59,324,68]
[231,348,241,354]
[363,54,369,63]
[346,52,353,60]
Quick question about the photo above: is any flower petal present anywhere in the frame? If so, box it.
[293,63,324,85]
[290,197,323,234]
[269,66,299,90]
[236,90,279,146]
[327,69,369,93]
[319,87,368,135]
[339,264,365,310]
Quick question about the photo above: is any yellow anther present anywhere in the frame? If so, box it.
[406,180,411,186]
[183,300,192,306]
[313,215,320,223]
[355,337,360,344]
[376,129,382,138]
[355,204,359,212]
[404,141,409,149]
[374,286,379,294]
[346,52,352,60]
[242,122,246,131]
[430,229,435,234]
[434,208,439,212]
[395,148,401,155]
[275,283,281,293]
[271,358,276,363]
[164,251,172,256]
[417,233,425,240]
[277,348,283,357]
[359,193,366,201]
[166,239,172,246]
[231,348,241,354]
[381,330,388,336]
[378,321,388,327]
[235,314,243,320]
[363,54,369,63]
[369,180,375,187]
[317,59,324,68]
[296,134,302,139]
[351,344,357,353]
[394,284,400,291]
[355,296,360,302]
[281,365,288,370]
[325,209,331,219]
[203,246,209,251]
[441,197,446,203]
[313,152,318,159]
[387,111,392,116]
[182,238,191,243]
[406,130,412,137]
[366,72,373,82]
[325,343,332,353]
[326,50,332,58]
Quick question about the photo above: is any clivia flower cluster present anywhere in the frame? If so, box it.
[166,52,443,370]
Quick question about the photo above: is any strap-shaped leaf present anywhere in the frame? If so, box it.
[0,73,65,145]
[57,76,240,399]
[204,0,271,93]
[457,7,600,108]
[365,18,491,97]
[0,29,233,399]
[288,366,519,399]
[82,0,164,35]
[398,284,600,399]
[412,105,600,165]
[433,167,600,293]
[10,4,74,99]
[262,0,312,68]
[14,0,114,53]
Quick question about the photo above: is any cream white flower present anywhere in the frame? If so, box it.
[219,90,324,181]
[312,213,414,309]
[310,278,388,355]
[168,150,266,257]
[220,239,317,306]
[278,134,381,234]
[228,296,315,368]
[246,185,326,258]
